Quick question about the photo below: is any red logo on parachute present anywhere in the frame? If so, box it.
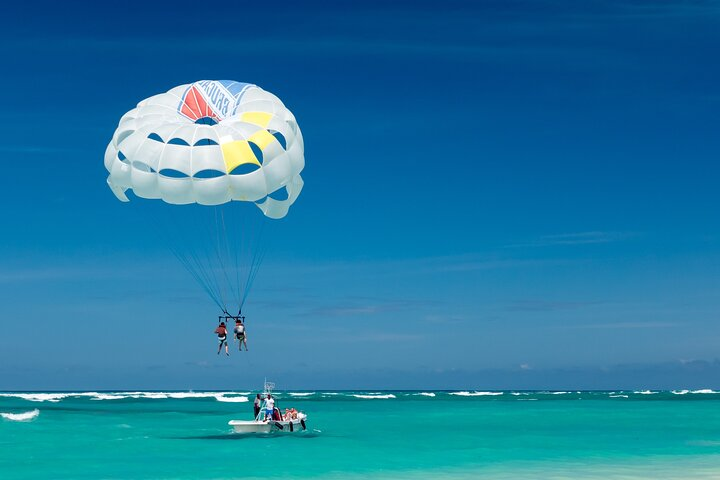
[179,85,220,124]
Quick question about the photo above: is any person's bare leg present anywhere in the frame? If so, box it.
[243,338,248,351]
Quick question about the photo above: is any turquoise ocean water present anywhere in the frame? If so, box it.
[2,390,720,479]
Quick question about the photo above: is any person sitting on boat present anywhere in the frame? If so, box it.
[264,394,275,421]
[233,318,248,351]
[254,394,263,419]
[284,408,298,420]
[215,322,229,356]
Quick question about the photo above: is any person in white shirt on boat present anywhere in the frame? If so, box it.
[264,394,275,421]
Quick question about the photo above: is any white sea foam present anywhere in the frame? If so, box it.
[1,409,40,421]
[215,395,249,403]
[119,392,168,399]
[691,389,718,394]
[0,392,120,402]
[415,392,436,397]
[0,392,128,402]
[0,393,69,402]
[123,391,249,402]
[610,395,629,398]
[91,394,126,401]
[550,391,570,395]
[288,392,315,397]
[449,391,503,397]
[672,390,690,395]
[167,392,227,399]
[352,394,396,399]
[0,391,256,403]
[634,390,656,395]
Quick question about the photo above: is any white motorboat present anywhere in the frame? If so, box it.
[229,381,308,434]
[229,412,308,434]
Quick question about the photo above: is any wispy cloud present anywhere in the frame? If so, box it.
[347,333,424,343]
[436,258,574,272]
[266,254,577,276]
[567,321,680,330]
[296,297,430,318]
[0,267,90,283]
[423,313,470,324]
[507,231,635,248]
[506,300,603,312]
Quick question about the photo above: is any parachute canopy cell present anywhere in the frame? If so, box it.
[104,80,305,219]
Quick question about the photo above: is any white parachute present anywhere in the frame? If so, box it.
[105,80,304,219]
[104,81,305,313]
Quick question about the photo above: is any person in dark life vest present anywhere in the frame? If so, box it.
[234,318,248,351]
[254,394,263,419]
[215,322,229,356]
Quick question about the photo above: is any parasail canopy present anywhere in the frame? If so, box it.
[105,80,304,219]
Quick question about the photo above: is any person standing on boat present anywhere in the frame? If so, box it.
[215,322,229,356]
[254,394,263,419]
[264,394,275,421]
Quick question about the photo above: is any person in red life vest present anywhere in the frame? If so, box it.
[215,322,229,356]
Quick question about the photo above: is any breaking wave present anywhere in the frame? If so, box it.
[0,391,252,403]
[352,394,396,399]
[91,394,126,400]
[1,409,40,422]
[214,396,249,403]
[449,391,503,397]
[0,393,70,402]
[4,390,720,404]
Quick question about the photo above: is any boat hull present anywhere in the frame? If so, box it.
[229,414,307,434]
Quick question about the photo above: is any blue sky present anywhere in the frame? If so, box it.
[0,0,719,390]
